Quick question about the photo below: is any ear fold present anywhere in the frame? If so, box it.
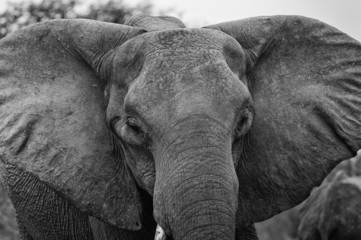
[0,19,145,230]
[205,16,361,224]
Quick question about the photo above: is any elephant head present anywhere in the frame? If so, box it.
[0,15,360,240]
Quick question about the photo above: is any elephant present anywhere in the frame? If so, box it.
[0,182,19,240]
[255,151,361,240]
[297,150,361,240]
[255,206,300,240]
[0,14,360,240]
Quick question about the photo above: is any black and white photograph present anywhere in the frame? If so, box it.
[0,0,360,239]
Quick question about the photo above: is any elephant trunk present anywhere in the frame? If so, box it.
[153,124,239,240]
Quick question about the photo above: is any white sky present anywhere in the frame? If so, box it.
[133,0,361,41]
[1,0,360,41]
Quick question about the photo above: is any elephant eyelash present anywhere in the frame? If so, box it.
[110,131,128,177]
[239,132,252,179]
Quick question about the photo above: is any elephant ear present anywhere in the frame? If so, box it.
[205,16,361,224]
[0,19,146,230]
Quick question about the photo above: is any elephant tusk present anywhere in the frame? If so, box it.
[154,224,166,240]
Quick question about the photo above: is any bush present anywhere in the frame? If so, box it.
[0,0,154,38]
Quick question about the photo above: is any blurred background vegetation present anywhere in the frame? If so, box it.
[0,0,177,38]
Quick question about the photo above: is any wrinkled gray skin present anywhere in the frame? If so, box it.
[0,14,360,240]
[0,183,19,240]
[256,151,361,240]
[255,206,300,240]
[297,150,361,240]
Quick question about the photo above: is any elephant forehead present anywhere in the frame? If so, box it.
[107,29,245,86]
[125,55,249,128]
[143,28,236,50]
[116,27,246,66]
[110,27,247,87]
[117,28,250,127]
[128,28,247,98]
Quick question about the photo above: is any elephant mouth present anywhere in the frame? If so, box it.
[136,184,173,240]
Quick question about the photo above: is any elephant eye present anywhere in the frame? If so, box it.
[125,116,143,133]
[234,109,253,139]
[118,116,151,147]
[110,116,152,148]
[235,116,248,136]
